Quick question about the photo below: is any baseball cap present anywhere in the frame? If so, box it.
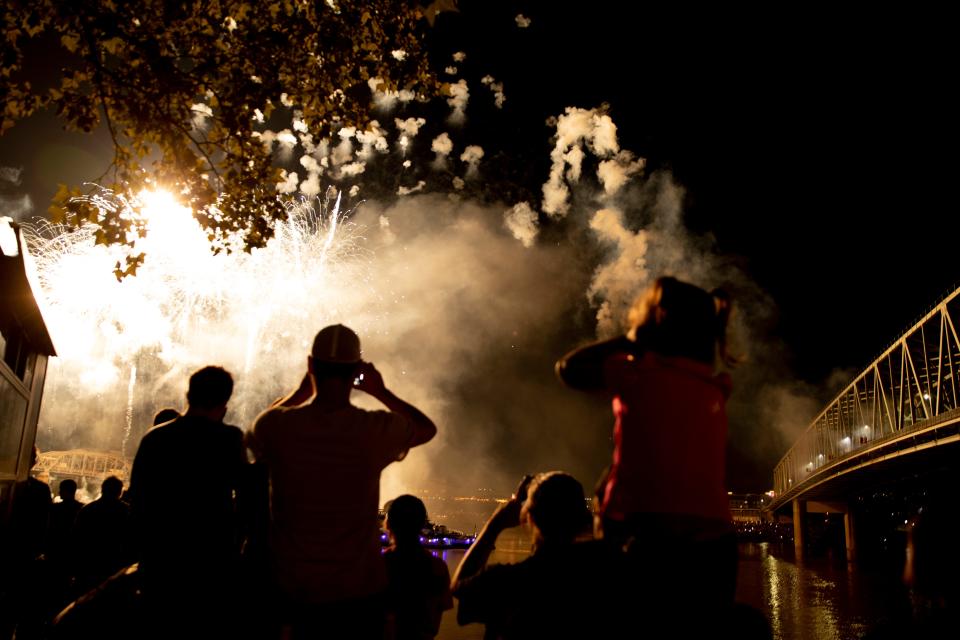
[311,324,362,363]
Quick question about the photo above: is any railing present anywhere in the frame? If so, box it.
[772,287,960,504]
[35,449,130,482]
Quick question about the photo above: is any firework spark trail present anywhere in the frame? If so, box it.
[123,364,136,459]
[319,187,343,267]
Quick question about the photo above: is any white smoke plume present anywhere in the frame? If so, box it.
[587,208,649,336]
[504,201,539,248]
[276,170,299,194]
[453,51,466,62]
[756,382,823,466]
[1,166,22,184]
[395,117,427,153]
[338,162,366,178]
[299,174,322,198]
[597,150,646,197]
[431,133,454,170]
[298,132,317,155]
[481,75,506,108]
[378,213,395,244]
[298,155,323,197]
[452,176,465,191]
[0,194,32,220]
[542,107,620,218]
[563,146,585,182]
[316,139,330,162]
[292,113,309,134]
[300,155,322,174]
[260,129,298,161]
[368,78,417,112]
[355,121,389,158]
[541,175,570,220]
[0,166,32,220]
[515,14,532,28]
[330,129,355,167]
[397,180,426,195]
[446,79,469,125]
[276,130,298,150]
[445,66,458,75]
[254,130,274,151]
[460,145,484,179]
[369,78,398,111]
[395,117,427,138]
[190,103,213,129]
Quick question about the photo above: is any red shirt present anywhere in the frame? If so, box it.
[601,352,732,524]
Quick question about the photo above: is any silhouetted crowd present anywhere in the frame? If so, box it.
[2,278,955,639]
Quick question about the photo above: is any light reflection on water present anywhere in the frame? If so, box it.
[433,537,907,640]
[736,542,907,640]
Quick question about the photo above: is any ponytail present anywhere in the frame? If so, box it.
[711,288,740,368]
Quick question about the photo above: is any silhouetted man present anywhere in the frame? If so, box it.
[128,365,246,635]
[250,324,437,639]
[73,476,128,595]
[47,479,82,605]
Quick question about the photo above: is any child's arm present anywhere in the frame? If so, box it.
[555,335,635,391]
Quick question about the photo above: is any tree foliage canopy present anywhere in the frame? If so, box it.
[2,0,441,275]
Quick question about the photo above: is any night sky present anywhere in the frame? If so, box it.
[432,3,959,382]
[2,3,957,492]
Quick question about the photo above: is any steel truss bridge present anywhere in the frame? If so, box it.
[768,287,960,554]
[35,449,131,487]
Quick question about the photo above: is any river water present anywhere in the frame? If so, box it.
[432,535,908,640]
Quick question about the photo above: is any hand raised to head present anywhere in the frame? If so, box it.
[490,474,535,530]
[353,361,386,397]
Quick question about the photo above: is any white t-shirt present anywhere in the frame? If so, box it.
[251,402,415,602]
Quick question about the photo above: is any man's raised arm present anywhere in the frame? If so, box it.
[354,361,437,446]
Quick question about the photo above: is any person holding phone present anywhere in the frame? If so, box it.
[451,472,626,639]
[249,324,437,639]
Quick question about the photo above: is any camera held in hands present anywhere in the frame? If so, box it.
[515,474,535,503]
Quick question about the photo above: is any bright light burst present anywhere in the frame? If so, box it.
[25,188,373,456]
